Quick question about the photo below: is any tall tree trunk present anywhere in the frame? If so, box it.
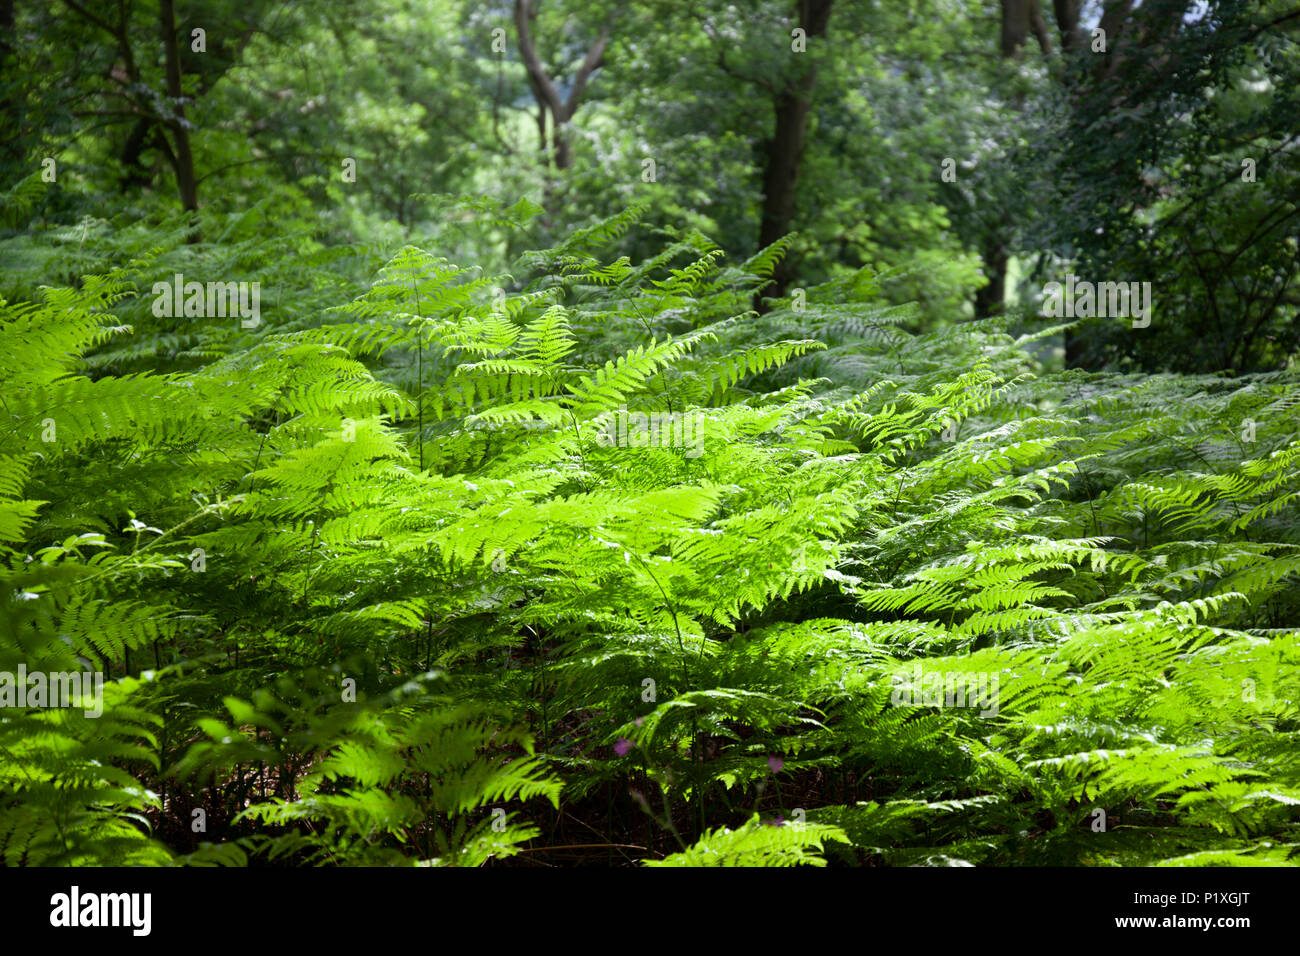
[1053,0,1082,51]
[513,0,608,173]
[160,0,199,240]
[975,0,1053,321]
[974,242,1008,317]
[1064,326,1085,367]
[756,0,834,305]
[1001,0,1052,57]
[119,117,156,192]
[0,0,20,171]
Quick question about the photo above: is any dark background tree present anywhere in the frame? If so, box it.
[2,0,1296,372]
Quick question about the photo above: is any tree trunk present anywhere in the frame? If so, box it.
[160,0,199,240]
[974,0,1052,323]
[1001,0,1052,58]
[1053,0,1082,51]
[756,0,834,305]
[758,86,814,254]
[552,129,572,170]
[974,242,1008,317]
[119,117,157,192]
[1064,326,1085,367]
[0,0,21,171]
[513,0,607,173]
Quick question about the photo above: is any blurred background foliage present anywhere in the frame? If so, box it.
[3,0,1295,370]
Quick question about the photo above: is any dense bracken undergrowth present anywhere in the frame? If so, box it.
[1,201,1297,866]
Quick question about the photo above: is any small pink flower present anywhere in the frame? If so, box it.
[634,716,644,727]
[768,755,784,773]
[772,815,786,827]
[614,737,632,756]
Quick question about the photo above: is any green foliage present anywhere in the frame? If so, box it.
[646,815,848,867]
[1,207,1297,868]
[1025,0,1300,372]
